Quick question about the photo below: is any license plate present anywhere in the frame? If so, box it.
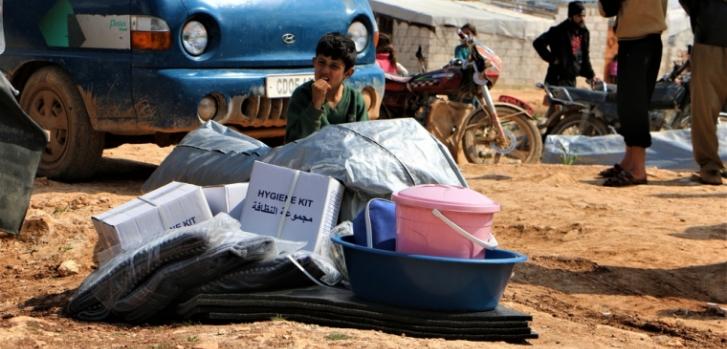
[265,74,314,98]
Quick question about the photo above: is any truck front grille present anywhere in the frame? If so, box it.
[225,95,289,128]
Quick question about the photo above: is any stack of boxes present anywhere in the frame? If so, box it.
[92,162,344,263]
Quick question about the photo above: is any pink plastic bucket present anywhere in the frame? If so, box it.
[392,184,500,258]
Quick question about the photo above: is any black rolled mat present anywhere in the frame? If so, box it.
[0,75,46,235]
[177,286,538,342]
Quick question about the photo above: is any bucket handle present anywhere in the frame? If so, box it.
[432,209,498,250]
[365,198,375,248]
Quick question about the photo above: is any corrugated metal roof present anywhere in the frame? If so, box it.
[370,0,553,40]
[370,0,690,39]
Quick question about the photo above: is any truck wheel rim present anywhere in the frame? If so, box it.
[28,89,70,165]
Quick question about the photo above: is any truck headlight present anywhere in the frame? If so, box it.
[182,21,208,56]
[348,21,368,53]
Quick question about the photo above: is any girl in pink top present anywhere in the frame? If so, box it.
[376,33,409,76]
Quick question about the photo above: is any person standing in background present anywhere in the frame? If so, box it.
[454,23,477,61]
[679,0,727,185]
[533,1,597,87]
[375,33,409,76]
[597,0,667,187]
[606,54,618,84]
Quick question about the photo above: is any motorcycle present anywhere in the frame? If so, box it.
[539,56,693,137]
[380,31,542,164]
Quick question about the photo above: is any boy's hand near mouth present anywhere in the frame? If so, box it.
[311,78,331,111]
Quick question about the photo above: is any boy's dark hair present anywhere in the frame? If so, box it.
[316,33,357,71]
[461,23,477,36]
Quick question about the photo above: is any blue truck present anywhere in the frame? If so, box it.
[0,0,384,179]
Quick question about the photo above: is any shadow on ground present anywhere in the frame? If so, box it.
[30,157,158,196]
[467,174,513,181]
[670,223,727,241]
[657,305,727,320]
[22,289,75,315]
[92,157,158,182]
[512,255,727,303]
[653,192,727,199]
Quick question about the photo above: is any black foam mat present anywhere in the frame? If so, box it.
[178,286,538,342]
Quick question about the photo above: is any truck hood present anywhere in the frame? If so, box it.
[180,0,372,68]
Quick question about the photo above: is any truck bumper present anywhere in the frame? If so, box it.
[114,63,384,136]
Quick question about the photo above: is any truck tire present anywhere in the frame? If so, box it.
[19,66,104,180]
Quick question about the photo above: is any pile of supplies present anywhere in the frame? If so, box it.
[68,121,534,341]
[339,184,525,312]
[71,161,344,323]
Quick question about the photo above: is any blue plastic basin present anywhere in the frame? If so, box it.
[332,234,527,312]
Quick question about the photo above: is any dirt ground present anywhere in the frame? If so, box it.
[1,88,725,349]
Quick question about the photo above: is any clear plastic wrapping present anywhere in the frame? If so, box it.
[67,214,273,321]
[182,250,341,298]
[143,121,271,192]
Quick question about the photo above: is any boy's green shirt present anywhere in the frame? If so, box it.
[285,81,368,142]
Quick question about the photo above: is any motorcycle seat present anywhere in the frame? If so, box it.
[384,73,413,83]
[558,87,608,105]
[384,73,414,92]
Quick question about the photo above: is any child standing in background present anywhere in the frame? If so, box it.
[375,33,409,76]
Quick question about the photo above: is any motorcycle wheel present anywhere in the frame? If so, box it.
[461,105,543,164]
[670,104,691,129]
[549,114,610,136]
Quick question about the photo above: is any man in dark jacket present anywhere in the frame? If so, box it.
[533,1,597,86]
[680,0,727,185]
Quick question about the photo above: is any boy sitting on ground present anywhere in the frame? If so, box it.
[285,33,368,142]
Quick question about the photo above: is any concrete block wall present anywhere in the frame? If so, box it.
[391,21,552,87]
[383,3,692,88]
[390,21,433,75]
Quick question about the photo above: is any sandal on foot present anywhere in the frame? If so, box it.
[603,170,647,187]
[598,164,623,178]
[691,169,723,185]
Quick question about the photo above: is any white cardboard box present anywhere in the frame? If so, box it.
[92,181,213,262]
[203,183,249,220]
[240,161,344,254]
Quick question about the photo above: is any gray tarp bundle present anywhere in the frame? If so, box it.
[0,75,46,235]
[143,121,270,190]
[143,119,467,221]
[177,287,538,342]
[542,125,727,170]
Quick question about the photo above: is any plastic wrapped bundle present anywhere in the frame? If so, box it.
[113,230,274,323]
[262,119,467,220]
[67,214,273,321]
[143,121,271,192]
[183,251,340,298]
[143,119,466,221]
